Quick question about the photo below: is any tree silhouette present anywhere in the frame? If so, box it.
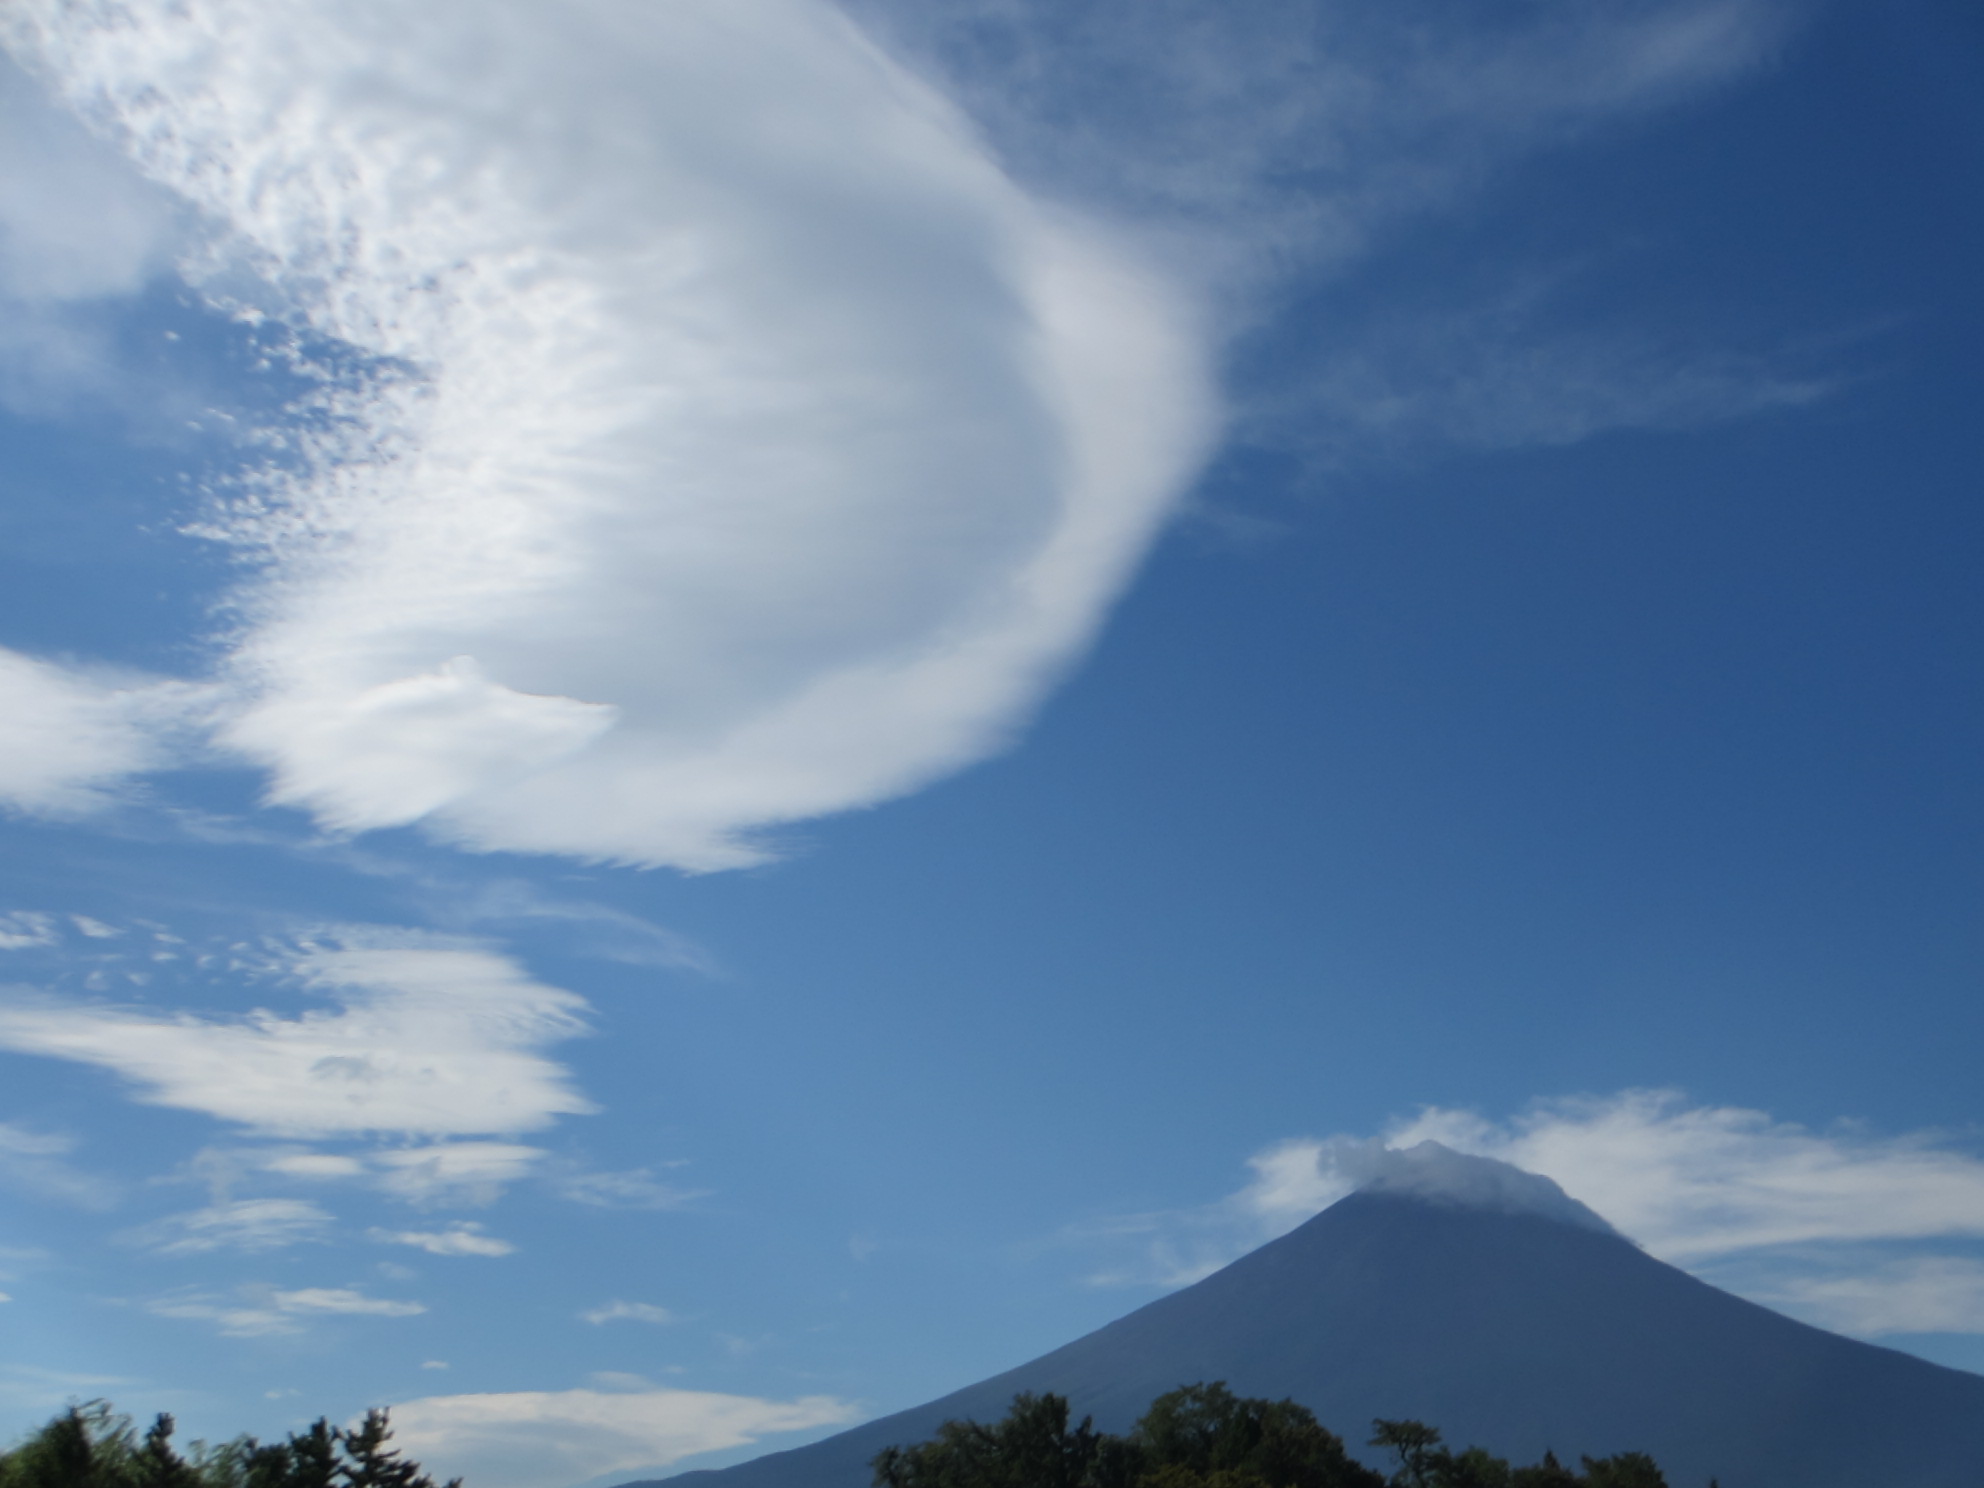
[876,1389,1684,1488]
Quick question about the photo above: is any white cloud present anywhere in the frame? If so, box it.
[0,1122,114,1208]
[0,55,192,420]
[370,1142,550,1205]
[149,1283,424,1337]
[0,935,592,1139]
[130,1197,332,1254]
[261,1150,368,1181]
[0,0,1813,868]
[582,1301,674,1326]
[0,651,192,817]
[3,0,1218,869]
[1084,1092,1984,1340]
[863,0,1786,278]
[386,1386,856,1488]
[372,1223,515,1258]
[1752,1257,1984,1338]
[0,56,178,305]
[873,1,1817,469]
[556,1166,705,1211]
[0,912,57,951]
[1386,1092,1984,1262]
[1263,285,1835,466]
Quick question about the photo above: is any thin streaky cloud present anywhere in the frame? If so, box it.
[147,1283,425,1337]
[582,1300,675,1326]
[127,1197,333,1255]
[371,1224,516,1258]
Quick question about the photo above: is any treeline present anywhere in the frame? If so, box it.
[0,1403,455,1488]
[873,1384,1690,1488]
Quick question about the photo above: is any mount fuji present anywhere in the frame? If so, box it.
[632,1146,1984,1488]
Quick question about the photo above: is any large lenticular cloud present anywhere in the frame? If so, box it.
[1,0,1217,867]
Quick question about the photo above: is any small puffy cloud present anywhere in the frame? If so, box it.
[130,1198,332,1255]
[582,1301,674,1326]
[386,1386,856,1488]
[0,936,592,1139]
[0,912,57,951]
[149,1283,424,1337]
[372,1223,515,1258]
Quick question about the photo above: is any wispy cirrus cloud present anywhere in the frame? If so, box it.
[0,1121,115,1209]
[582,1300,674,1326]
[148,1283,425,1337]
[1750,1257,1984,1337]
[0,933,592,1139]
[386,1385,855,1488]
[128,1197,332,1254]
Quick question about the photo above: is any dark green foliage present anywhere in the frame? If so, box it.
[1370,1421,1444,1488]
[876,1390,1687,1488]
[337,1411,457,1488]
[872,1392,1119,1488]
[1133,1384,1382,1488]
[0,1403,457,1488]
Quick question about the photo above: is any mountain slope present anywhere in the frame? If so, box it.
[639,1180,1984,1488]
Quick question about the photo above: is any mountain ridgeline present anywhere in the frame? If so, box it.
[636,1153,1984,1488]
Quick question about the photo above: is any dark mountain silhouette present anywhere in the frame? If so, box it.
[632,1149,1984,1488]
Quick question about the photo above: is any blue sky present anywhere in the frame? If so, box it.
[1,0,1982,1483]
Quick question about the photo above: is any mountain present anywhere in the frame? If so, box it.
[633,1148,1984,1488]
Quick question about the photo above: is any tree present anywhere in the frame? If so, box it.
[335,1411,458,1488]
[131,1415,200,1488]
[1135,1384,1381,1488]
[1369,1421,1443,1488]
[873,1392,1114,1488]
[869,1387,1688,1488]
[0,1403,457,1488]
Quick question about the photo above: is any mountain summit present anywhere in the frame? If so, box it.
[643,1155,1984,1488]
[1316,1141,1619,1236]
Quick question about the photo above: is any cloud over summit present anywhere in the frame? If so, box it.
[1,0,1219,868]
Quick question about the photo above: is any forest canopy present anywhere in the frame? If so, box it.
[871,1383,1680,1488]
[0,1402,455,1488]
